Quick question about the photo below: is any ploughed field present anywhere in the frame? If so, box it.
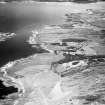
[0,2,105,105]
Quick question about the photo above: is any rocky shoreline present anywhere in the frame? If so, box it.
[0,2,105,105]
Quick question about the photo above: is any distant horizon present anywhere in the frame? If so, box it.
[0,0,105,3]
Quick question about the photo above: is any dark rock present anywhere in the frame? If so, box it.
[100,30,105,39]
[0,80,19,100]
[72,61,79,65]
[97,58,105,62]
[50,42,67,46]
[62,38,87,43]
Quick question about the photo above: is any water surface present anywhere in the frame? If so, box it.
[0,2,66,67]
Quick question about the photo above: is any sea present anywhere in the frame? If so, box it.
[0,2,67,67]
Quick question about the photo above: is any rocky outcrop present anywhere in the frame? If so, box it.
[25,6,105,105]
[0,33,16,43]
